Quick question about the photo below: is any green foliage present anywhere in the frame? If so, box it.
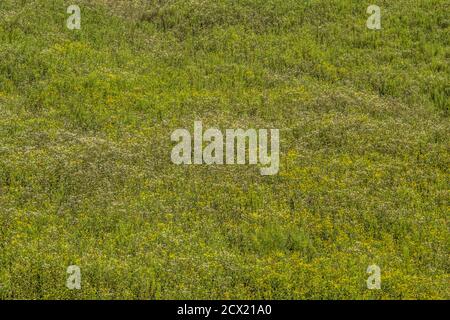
[0,0,448,299]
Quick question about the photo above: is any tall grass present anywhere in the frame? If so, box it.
[0,0,448,299]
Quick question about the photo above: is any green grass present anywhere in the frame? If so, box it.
[0,0,448,299]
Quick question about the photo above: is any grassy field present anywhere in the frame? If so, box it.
[0,0,448,299]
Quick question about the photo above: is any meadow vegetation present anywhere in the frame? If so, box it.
[0,0,448,299]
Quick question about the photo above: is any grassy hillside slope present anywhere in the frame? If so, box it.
[0,0,448,299]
